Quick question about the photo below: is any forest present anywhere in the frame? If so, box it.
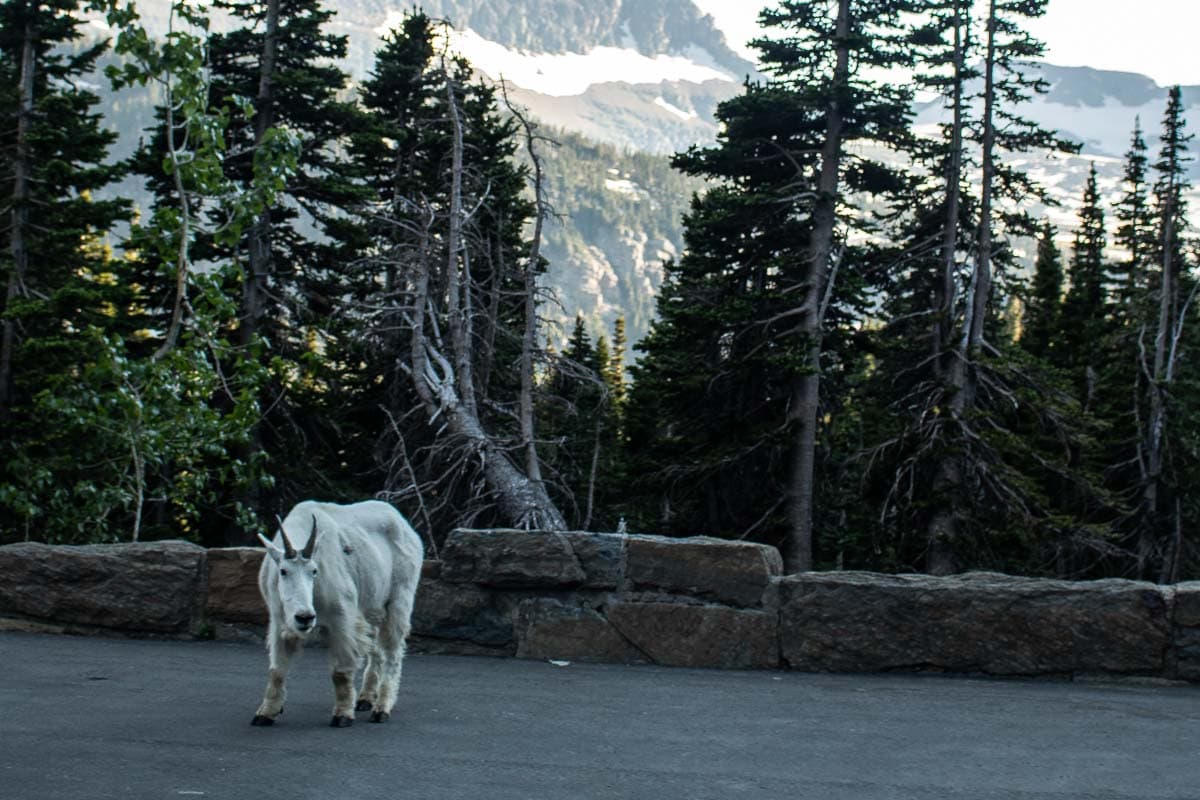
[1,0,1196,584]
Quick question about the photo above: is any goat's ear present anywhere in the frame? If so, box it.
[257,532,284,563]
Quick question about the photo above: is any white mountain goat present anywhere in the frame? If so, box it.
[251,500,424,728]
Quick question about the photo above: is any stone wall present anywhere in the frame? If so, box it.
[1,531,1197,681]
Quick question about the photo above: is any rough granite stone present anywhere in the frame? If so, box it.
[412,576,512,647]
[0,540,206,634]
[1170,583,1200,680]
[205,547,266,625]
[605,600,779,669]
[624,535,782,607]
[515,598,644,663]
[440,529,586,588]
[779,571,1170,677]
[561,532,625,589]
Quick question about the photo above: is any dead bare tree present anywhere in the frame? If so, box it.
[498,82,554,503]
[380,56,565,532]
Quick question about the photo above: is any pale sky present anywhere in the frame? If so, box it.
[693,0,1200,87]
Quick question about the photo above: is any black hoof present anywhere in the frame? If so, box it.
[369,711,390,724]
[250,715,275,727]
[330,715,354,728]
[355,699,373,712]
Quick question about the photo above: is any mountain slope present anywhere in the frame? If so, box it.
[83,3,1200,346]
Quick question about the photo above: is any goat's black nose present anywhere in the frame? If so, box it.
[295,612,316,628]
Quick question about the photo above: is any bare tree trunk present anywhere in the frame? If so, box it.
[963,0,998,403]
[783,0,849,573]
[0,15,36,420]
[402,78,566,531]
[443,71,477,415]
[408,224,566,530]
[927,0,996,575]
[583,420,601,531]
[1141,161,1176,577]
[934,2,968,380]
[503,90,551,488]
[240,0,281,349]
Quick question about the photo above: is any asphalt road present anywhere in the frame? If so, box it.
[1,631,1199,800]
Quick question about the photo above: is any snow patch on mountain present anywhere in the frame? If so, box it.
[654,97,697,121]
[368,20,737,96]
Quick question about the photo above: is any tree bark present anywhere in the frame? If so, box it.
[1140,148,1176,578]
[442,71,476,415]
[513,101,548,487]
[408,235,566,531]
[783,0,849,573]
[927,0,996,575]
[240,0,281,349]
[0,14,36,420]
[933,2,968,380]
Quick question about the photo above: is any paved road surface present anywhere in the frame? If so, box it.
[1,631,1198,799]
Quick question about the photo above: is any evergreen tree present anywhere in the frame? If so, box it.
[606,314,628,415]
[625,0,916,563]
[1021,221,1063,362]
[1136,85,1195,580]
[752,0,917,569]
[1060,162,1108,401]
[0,0,133,542]
[1111,119,1155,317]
[859,0,1092,574]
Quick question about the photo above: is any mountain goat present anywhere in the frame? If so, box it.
[251,500,424,728]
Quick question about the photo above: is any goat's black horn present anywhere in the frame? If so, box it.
[302,514,318,559]
[276,514,297,559]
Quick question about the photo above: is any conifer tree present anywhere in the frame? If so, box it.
[1137,85,1195,580]
[606,315,628,414]
[625,0,915,566]
[0,0,133,542]
[1060,163,1108,402]
[1111,119,1155,316]
[1021,221,1063,362]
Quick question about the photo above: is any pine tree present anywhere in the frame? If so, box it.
[606,315,628,414]
[1137,85,1195,580]
[1060,163,1108,401]
[1021,221,1063,362]
[1111,119,1155,317]
[0,0,133,542]
[752,0,916,570]
[624,0,915,563]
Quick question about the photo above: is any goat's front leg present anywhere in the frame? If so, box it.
[251,626,301,726]
[327,615,360,728]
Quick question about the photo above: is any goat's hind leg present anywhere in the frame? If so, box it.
[251,625,300,726]
[355,638,384,713]
[369,601,412,723]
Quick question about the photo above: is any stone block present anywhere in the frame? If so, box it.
[205,547,267,625]
[515,598,644,663]
[412,576,512,647]
[1170,583,1200,680]
[605,600,778,669]
[624,535,782,607]
[779,571,1170,677]
[561,532,624,589]
[440,529,586,588]
[0,540,206,634]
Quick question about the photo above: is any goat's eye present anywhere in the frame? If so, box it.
[311,569,318,576]
[280,568,289,576]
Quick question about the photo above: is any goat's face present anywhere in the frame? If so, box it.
[259,516,321,636]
